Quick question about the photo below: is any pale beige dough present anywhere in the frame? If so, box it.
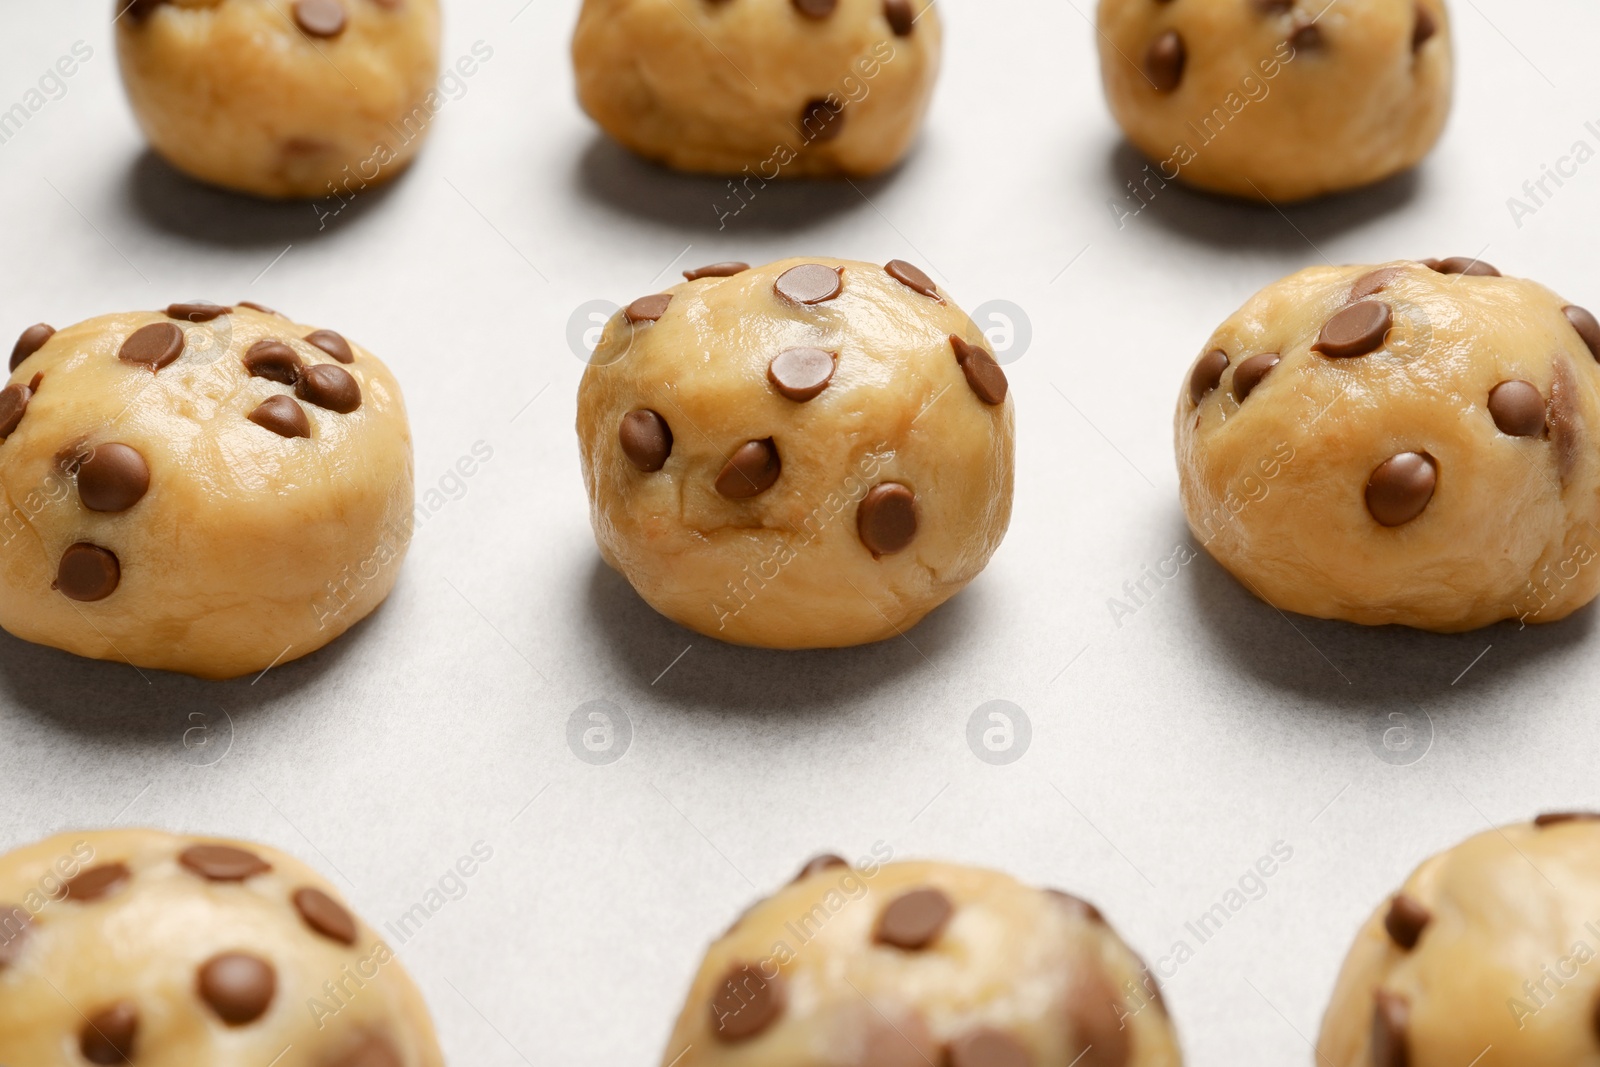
[572,0,940,177]
[0,304,413,679]
[0,829,442,1067]
[661,855,1181,1067]
[116,0,442,199]
[576,256,1014,649]
[1097,0,1452,202]
[1175,259,1600,631]
[1318,815,1600,1067]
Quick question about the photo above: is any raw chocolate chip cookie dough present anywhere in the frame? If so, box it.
[577,257,1014,649]
[1318,813,1600,1067]
[116,0,442,199]
[0,829,443,1067]
[572,0,940,177]
[0,303,412,678]
[662,854,1180,1067]
[1177,259,1600,631]
[1097,0,1451,202]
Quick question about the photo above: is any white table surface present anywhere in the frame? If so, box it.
[1,1,1596,1063]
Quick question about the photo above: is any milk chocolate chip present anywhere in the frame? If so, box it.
[873,887,953,950]
[1371,991,1410,1067]
[180,844,272,882]
[767,347,836,402]
[80,1002,139,1065]
[857,483,917,556]
[0,383,30,438]
[119,322,185,370]
[78,443,151,512]
[244,340,303,384]
[683,262,749,281]
[9,324,53,371]
[1145,31,1186,92]
[248,395,311,439]
[198,952,277,1025]
[1564,306,1600,361]
[951,335,1008,405]
[1366,452,1436,527]
[65,863,132,903]
[294,0,347,37]
[885,259,938,299]
[792,854,848,882]
[1487,380,1545,437]
[1232,353,1280,402]
[625,294,673,323]
[166,301,231,323]
[884,0,915,35]
[1314,301,1392,359]
[294,887,358,945]
[1384,894,1431,950]
[1189,349,1229,404]
[297,364,362,413]
[709,963,785,1042]
[620,410,673,472]
[947,1028,1032,1067]
[774,264,843,305]
[305,329,355,364]
[715,439,781,499]
[56,545,121,602]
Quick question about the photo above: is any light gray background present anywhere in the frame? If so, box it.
[0,1,1595,1063]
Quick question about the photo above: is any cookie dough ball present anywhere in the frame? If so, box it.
[1097,0,1452,202]
[572,0,940,177]
[0,829,442,1067]
[1316,813,1600,1067]
[116,0,442,199]
[0,303,412,678]
[576,257,1014,648]
[1176,259,1600,631]
[662,854,1180,1067]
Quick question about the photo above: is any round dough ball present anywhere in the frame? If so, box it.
[572,0,940,177]
[0,303,413,678]
[116,0,442,199]
[0,829,442,1067]
[576,257,1014,648]
[1317,813,1600,1067]
[1175,259,1600,631]
[1096,0,1452,202]
[661,854,1181,1066]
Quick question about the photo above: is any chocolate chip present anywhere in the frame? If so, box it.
[1424,257,1499,277]
[166,301,231,323]
[297,364,362,413]
[28,372,41,392]
[1251,0,1295,12]
[244,340,303,384]
[619,410,673,472]
[1045,888,1105,924]
[124,0,171,20]
[0,383,31,438]
[1371,991,1410,1067]
[857,483,917,556]
[65,863,131,903]
[294,0,347,36]
[768,347,836,402]
[1384,894,1431,950]
[1535,811,1600,827]
[1232,353,1280,402]
[1144,31,1186,92]
[329,1035,404,1067]
[56,544,120,601]
[800,99,846,142]
[80,1002,139,1065]
[305,329,355,363]
[238,301,281,316]
[0,905,31,968]
[1314,300,1392,358]
[198,952,276,1025]
[79,444,151,512]
[294,887,358,945]
[951,335,1008,405]
[1289,22,1323,50]
[874,887,952,950]
[884,0,914,35]
[792,854,848,882]
[947,1028,1032,1067]
[1067,968,1132,1067]
[119,322,185,370]
[885,259,938,299]
[625,294,673,323]
[1549,360,1582,483]
[715,439,781,499]
[792,0,836,16]
[10,324,53,371]
[1188,348,1229,404]
[1413,5,1437,50]
[1351,267,1405,301]
[248,395,311,439]
[1564,306,1600,361]
[683,262,749,281]
[708,963,785,1042]
[1488,380,1545,437]
[775,264,844,305]
[1366,452,1437,527]
[179,844,272,881]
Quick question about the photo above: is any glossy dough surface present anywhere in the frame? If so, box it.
[576,257,1014,649]
[662,856,1181,1067]
[1096,0,1452,202]
[572,0,941,177]
[1318,817,1600,1067]
[0,829,442,1067]
[116,0,442,199]
[1175,260,1600,631]
[0,305,413,678]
